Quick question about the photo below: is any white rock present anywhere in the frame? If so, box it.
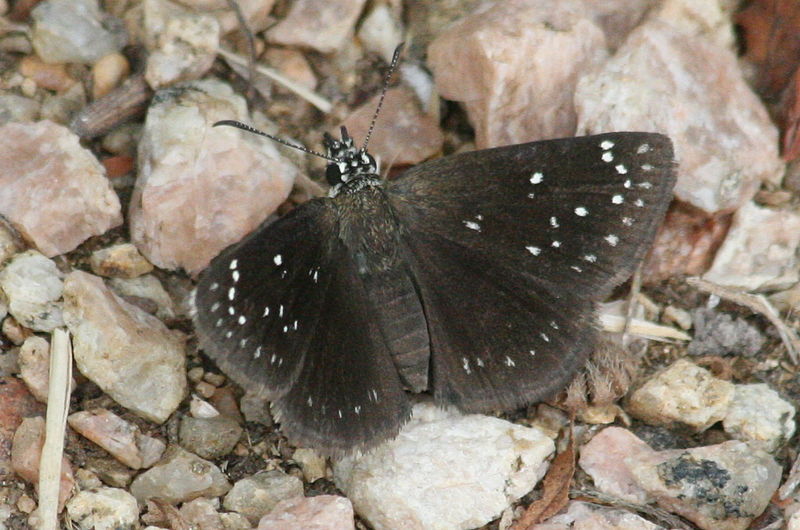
[66,487,139,530]
[266,0,367,54]
[333,402,554,530]
[704,201,800,290]
[0,250,64,332]
[723,383,796,452]
[62,270,186,424]
[142,0,220,89]
[130,78,297,274]
[626,359,734,432]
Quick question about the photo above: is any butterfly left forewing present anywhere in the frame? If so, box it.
[388,132,675,412]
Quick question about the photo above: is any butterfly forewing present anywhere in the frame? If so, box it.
[194,199,338,399]
[388,132,675,411]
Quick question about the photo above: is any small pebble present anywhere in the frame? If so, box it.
[66,487,139,530]
[292,447,327,483]
[18,55,76,92]
[92,52,130,98]
[89,243,154,279]
[195,381,216,398]
[722,383,796,452]
[179,414,243,460]
[627,359,734,432]
[203,371,226,387]
[224,469,304,524]
[663,305,692,330]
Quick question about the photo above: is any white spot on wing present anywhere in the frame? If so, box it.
[540,332,550,342]
[575,207,588,217]
[600,140,614,150]
[584,254,597,263]
[232,270,240,282]
[463,220,481,231]
[229,260,237,270]
[211,302,220,312]
[526,246,541,256]
[550,216,559,228]
[551,240,561,248]
[605,234,619,246]
[602,151,614,162]
[462,357,471,374]
[615,164,628,174]
[612,194,624,204]
[530,172,544,184]
[254,346,262,359]
[273,254,282,266]
[228,287,235,300]
[642,164,654,171]
[263,306,270,316]
[210,282,219,291]
[622,217,634,226]
[637,143,651,154]
[238,315,246,325]
[505,356,515,367]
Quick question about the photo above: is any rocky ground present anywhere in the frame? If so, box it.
[1,0,800,529]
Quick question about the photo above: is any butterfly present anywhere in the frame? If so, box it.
[192,46,676,455]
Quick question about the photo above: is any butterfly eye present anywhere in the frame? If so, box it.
[326,162,343,185]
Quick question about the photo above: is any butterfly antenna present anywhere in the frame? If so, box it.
[213,120,337,162]
[361,42,405,152]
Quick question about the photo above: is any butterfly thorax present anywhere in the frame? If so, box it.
[323,127,380,198]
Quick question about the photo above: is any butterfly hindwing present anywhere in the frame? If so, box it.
[271,235,412,454]
[388,132,676,411]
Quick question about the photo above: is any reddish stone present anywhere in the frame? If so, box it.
[0,377,45,478]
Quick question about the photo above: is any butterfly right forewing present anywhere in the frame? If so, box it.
[387,132,676,412]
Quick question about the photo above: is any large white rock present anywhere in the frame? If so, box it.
[333,402,554,530]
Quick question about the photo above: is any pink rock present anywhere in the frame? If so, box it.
[67,408,166,469]
[703,201,800,290]
[0,121,122,257]
[11,416,74,511]
[0,377,45,478]
[266,0,367,54]
[578,426,652,504]
[130,79,297,274]
[340,87,443,167]
[258,495,355,530]
[428,0,608,148]
[575,20,783,214]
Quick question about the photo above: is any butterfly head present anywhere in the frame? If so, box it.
[323,126,378,186]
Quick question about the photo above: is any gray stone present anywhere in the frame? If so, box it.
[722,383,796,452]
[31,0,126,65]
[130,79,296,274]
[130,445,231,504]
[0,250,64,332]
[223,470,303,524]
[178,414,243,460]
[108,274,176,321]
[687,307,766,358]
[62,271,186,424]
[627,359,734,432]
[66,487,139,530]
[0,94,39,124]
[333,402,554,530]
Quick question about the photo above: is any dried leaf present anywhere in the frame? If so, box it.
[513,430,575,529]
